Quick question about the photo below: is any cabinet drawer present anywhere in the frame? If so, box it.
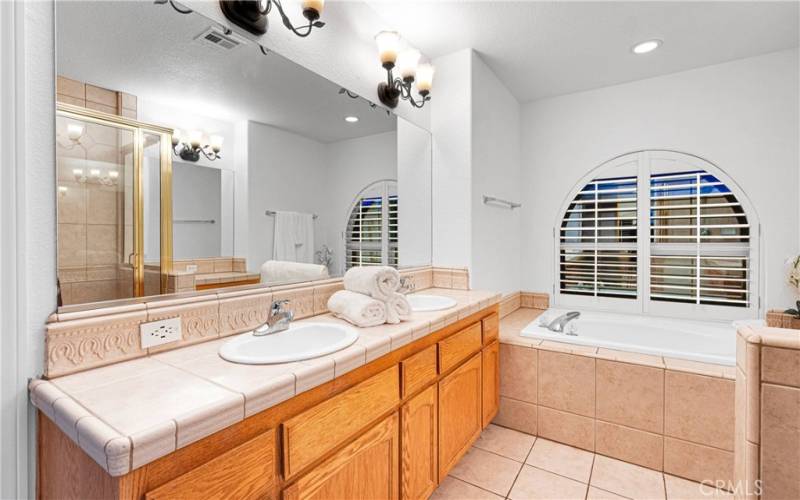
[283,365,400,479]
[438,323,482,374]
[145,430,277,500]
[402,345,437,398]
[482,313,499,345]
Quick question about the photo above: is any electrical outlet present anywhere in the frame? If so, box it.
[140,317,182,349]
[185,264,198,273]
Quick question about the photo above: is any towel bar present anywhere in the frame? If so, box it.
[482,195,522,210]
[265,210,318,219]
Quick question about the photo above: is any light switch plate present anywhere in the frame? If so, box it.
[140,317,182,349]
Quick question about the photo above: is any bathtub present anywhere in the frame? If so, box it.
[520,308,749,366]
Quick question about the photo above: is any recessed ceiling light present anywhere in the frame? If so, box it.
[344,116,359,123]
[632,39,662,55]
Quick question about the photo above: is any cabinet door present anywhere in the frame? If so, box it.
[482,341,500,426]
[438,354,482,480]
[401,385,438,500]
[283,413,399,500]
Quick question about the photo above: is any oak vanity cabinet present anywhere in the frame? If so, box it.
[37,305,501,500]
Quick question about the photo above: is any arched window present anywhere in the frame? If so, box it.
[557,151,758,320]
[345,180,398,269]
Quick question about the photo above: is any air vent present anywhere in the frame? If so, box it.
[194,27,244,51]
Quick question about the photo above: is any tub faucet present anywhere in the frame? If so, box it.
[547,311,580,333]
[254,299,294,336]
[398,276,415,295]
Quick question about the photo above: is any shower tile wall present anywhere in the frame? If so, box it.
[56,76,138,305]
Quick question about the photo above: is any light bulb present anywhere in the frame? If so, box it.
[172,129,183,146]
[72,168,84,176]
[209,135,224,153]
[58,186,68,193]
[632,39,662,54]
[415,63,435,93]
[302,0,324,15]
[396,49,420,80]
[89,169,101,177]
[67,123,83,141]
[108,170,119,179]
[375,31,400,66]
[188,130,203,148]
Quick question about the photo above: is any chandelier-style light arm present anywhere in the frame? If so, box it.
[267,0,325,38]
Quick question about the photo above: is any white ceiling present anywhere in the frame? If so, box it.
[366,1,800,103]
[56,1,396,143]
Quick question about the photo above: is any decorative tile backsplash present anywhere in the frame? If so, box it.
[44,266,463,378]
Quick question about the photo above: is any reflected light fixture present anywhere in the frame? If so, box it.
[632,39,662,54]
[219,0,325,37]
[172,129,223,162]
[344,116,359,123]
[375,31,433,109]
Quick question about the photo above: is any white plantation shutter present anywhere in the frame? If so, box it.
[649,171,750,307]
[560,175,638,298]
[345,180,398,269]
[555,151,757,319]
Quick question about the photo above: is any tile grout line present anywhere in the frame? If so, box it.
[505,437,537,499]
[585,449,596,500]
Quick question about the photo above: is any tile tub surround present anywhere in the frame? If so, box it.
[43,265,462,377]
[30,287,500,476]
[430,424,734,500]
[495,308,737,486]
[499,291,550,318]
[734,326,800,500]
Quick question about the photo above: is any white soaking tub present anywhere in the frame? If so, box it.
[520,308,751,366]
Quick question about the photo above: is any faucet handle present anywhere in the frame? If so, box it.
[399,276,415,294]
[270,299,290,314]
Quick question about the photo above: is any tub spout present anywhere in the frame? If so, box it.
[547,311,580,333]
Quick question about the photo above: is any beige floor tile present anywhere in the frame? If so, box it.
[664,475,733,499]
[587,486,631,500]
[590,455,666,499]
[473,424,536,462]
[509,465,588,500]
[449,447,523,496]
[526,438,595,483]
[430,477,504,500]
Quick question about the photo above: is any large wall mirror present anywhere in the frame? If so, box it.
[54,1,433,311]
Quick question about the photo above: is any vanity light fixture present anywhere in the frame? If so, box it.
[632,39,662,54]
[219,0,325,38]
[72,168,119,187]
[374,31,433,109]
[172,129,223,162]
[344,116,359,123]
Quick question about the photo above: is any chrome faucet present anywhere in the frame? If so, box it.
[398,276,415,295]
[254,299,294,336]
[546,311,580,333]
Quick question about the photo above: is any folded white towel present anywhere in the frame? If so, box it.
[327,290,388,328]
[384,293,412,324]
[260,260,329,284]
[343,266,400,301]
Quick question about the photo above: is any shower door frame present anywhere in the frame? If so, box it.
[56,102,174,298]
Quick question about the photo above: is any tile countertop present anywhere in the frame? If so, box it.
[29,288,501,477]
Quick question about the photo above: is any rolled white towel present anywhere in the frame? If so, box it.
[327,290,388,328]
[385,293,412,324]
[343,266,400,301]
[261,260,329,284]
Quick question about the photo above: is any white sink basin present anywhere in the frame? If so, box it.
[407,294,458,312]
[219,322,359,365]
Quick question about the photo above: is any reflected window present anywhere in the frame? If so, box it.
[345,180,398,269]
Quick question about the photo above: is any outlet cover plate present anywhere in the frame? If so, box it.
[140,317,182,349]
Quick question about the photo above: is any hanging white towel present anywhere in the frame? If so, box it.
[273,211,315,263]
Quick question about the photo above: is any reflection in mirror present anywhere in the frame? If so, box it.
[54,0,432,310]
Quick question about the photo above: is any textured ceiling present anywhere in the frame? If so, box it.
[56,1,396,143]
[366,1,800,102]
